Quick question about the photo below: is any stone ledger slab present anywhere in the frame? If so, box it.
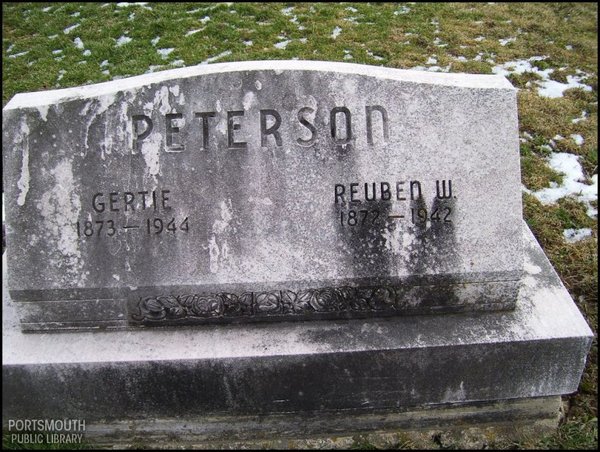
[2,224,593,427]
[2,61,522,331]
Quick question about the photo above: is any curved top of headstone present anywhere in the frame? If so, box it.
[4,60,514,111]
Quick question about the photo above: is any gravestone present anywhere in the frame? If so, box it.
[3,60,522,331]
[2,61,592,446]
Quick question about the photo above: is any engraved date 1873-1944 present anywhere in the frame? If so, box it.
[74,188,190,238]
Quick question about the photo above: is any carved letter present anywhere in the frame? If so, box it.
[132,115,153,154]
[297,107,317,146]
[194,112,216,150]
[92,193,105,213]
[331,107,352,145]
[366,105,389,145]
[436,180,453,199]
[334,184,346,204]
[260,109,282,147]
[227,111,247,150]
[166,113,184,151]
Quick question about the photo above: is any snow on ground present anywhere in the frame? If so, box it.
[185,29,204,37]
[563,228,593,243]
[394,6,411,15]
[274,39,291,50]
[366,50,384,61]
[151,36,160,46]
[572,111,588,124]
[8,51,28,59]
[331,26,342,39]
[157,48,174,59]
[537,75,593,98]
[570,134,584,146]
[64,24,80,34]
[532,152,598,218]
[199,50,232,65]
[116,35,132,47]
[74,37,84,50]
[499,37,516,46]
[492,56,593,98]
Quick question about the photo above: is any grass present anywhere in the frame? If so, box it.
[2,2,598,450]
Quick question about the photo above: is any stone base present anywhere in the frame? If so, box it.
[2,223,593,446]
[83,396,563,449]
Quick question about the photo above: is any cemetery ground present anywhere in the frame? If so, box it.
[2,2,597,450]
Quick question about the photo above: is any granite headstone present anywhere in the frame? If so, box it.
[2,60,522,331]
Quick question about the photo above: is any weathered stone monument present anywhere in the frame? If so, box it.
[2,61,593,447]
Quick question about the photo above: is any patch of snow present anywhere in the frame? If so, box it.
[346,7,358,13]
[199,50,232,65]
[331,26,342,39]
[426,56,438,65]
[532,152,598,217]
[570,134,584,146]
[565,45,573,50]
[157,48,174,59]
[48,34,58,39]
[474,36,485,42]
[41,6,52,12]
[366,50,384,61]
[71,12,80,17]
[74,37,84,49]
[7,43,15,53]
[491,56,591,98]
[537,75,592,98]
[64,24,80,34]
[571,111,588,124]
[499,37,516,46]
[8,51,29,59]
[116,35,132,47]
[171,59,185,67]
[116,2,148,7]
[52,49,63,55]
[83,49,91,57]
[394,6,411,15]
[243,40,253,46]
[433,37,447,47]
[199,16,210,24]
[185,28,204,36]
[100,60,109,67]
[274,39,291,49]
[281,6,294,16]
[151,36,160,46]
[563,228,593,243]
